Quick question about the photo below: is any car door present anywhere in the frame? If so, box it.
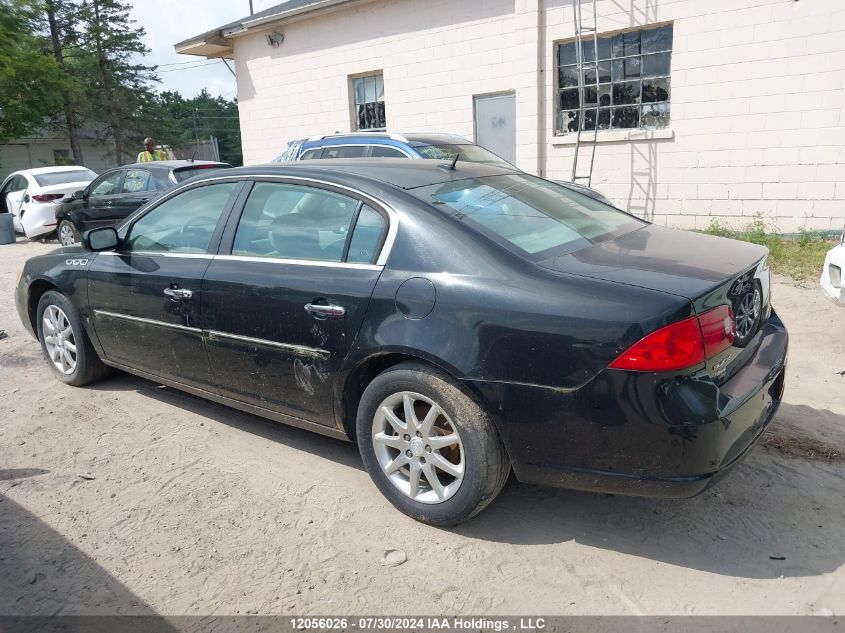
[87,180,243,387]
[2,175,28,226]
[79,170,125,231]
[200,179,390,427]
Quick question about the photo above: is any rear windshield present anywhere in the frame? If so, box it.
[414,144,514,168]
[172,164,231,183]
[412,174,645,260]
[34,169,97,186]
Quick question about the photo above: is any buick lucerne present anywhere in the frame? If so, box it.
[15,160,788,525]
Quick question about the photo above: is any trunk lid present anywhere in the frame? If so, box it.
[538,224,768,301]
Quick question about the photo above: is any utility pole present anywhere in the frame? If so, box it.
[193,108,200,159]
[249,1,254,15]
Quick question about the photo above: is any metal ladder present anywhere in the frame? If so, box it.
[570,0,600,187]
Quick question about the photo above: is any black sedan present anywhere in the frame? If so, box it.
[55,160,230,246]
[15,160,787,525]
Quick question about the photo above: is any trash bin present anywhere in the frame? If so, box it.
[0,213,15,245]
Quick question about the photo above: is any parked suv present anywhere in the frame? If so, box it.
[55,159,230,246]
[273,132,613,205]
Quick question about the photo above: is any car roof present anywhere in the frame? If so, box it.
[222,158,519,190]
[19,166,94,176]
[299,132,473,149]
[120,160,229,170]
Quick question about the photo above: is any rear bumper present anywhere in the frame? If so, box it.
[467,312,788,498]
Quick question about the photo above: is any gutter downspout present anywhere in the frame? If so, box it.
[536,1,547,178]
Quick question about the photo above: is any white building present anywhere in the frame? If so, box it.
[176,0,845,232]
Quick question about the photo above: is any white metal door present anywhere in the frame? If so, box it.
[474,92,516,166]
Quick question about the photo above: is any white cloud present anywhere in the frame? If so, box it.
[128,0,252,98]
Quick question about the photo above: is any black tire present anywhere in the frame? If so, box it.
[58,220,80,246]
[357,362,510,526]
[36,290,110,386]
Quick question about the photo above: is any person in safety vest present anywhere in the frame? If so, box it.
[137,138,167,162]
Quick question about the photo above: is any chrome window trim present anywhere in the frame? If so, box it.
[206,330,329,358]
[215,254,382,270]
[123,174,398,267]
[98,251,215,259]
[93,310,202,333]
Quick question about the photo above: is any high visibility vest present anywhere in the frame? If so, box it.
[137,149,167,163]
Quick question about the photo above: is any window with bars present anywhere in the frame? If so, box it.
[555,24,672,135]
[352,72,386,131]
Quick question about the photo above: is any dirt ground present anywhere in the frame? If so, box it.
[1,237,844,617]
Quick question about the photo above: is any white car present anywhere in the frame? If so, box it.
[820,230,845,307]
[0,166,98,240]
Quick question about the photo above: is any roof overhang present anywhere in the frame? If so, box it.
[175,0,369,58]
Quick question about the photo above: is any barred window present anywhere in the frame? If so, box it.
[555,24,672,135]
[352,72,386,131]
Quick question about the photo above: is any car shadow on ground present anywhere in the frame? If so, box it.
[83,374,845,581]
[0,470,177,625]
[92,372,365,471]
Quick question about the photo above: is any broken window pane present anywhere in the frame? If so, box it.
[559,88,580,110]
[641,103,670,129]
[612,31,640,58]
[612,106,640,128]
[559,65,579,88]
[641,24,673,53]
[376,102,386,128]
[642,52,671,78]
[598,84,612,107]
[612,57,641,81]
[557,109,580,133]
[584,107,611,131]
[642,78,670,103]
[613,81,641,105]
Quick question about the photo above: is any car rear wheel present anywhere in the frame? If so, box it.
[58,220,79,246]
[36,290,109,386]
[357,362,510,526]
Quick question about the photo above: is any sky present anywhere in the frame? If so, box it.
[128,0,280,99]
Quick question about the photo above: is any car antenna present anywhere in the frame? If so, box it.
[440,153,460,171]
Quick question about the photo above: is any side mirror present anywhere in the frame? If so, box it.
[72,190,84,201]
[84,227,119,252]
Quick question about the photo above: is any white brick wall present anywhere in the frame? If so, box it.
[231,0,845,232]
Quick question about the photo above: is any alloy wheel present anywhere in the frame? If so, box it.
[371,391,465,504]
[59,223,77,246]
[42,305,77,375]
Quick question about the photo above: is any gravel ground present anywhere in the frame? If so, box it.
[1,237,843,617]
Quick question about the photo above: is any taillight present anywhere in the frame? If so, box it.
[609,306,735,373]
[698,305,734,358]
[31,193,64,203]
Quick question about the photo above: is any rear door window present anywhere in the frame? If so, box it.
[121,169,156,193]
[321,145,367,159]
[232,182,359,262]
[370,146,407,158]
[300,148,322,160]
[345,205,386,264]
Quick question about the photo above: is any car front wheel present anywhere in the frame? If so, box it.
[58,220,79,246]
[36,290,109,386]
[357,362,510,526]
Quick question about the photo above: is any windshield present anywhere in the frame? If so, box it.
[414,144,514,168]
[172,164,230,183]
[34,169,97,187]
[412,174,644,260]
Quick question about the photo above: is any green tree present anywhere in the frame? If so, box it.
[0,0,67,144]
[82,0,158,164]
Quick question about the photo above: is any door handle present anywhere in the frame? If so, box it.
[304,303,345,319]
[103,200,113,206]
[163,287,193,300]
